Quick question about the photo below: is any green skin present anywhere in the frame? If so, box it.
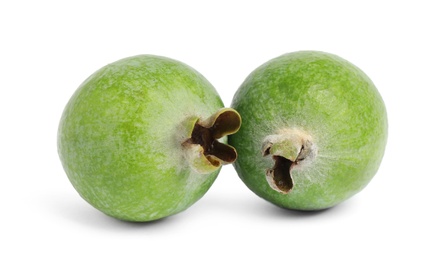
[58,55,227,222]
[229,51,388,210]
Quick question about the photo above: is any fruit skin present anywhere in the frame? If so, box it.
[229,51,387,210]
[58,55,225,222]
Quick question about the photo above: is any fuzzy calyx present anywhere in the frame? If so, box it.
[262,129,316,194]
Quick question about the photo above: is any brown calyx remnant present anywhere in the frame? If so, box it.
[268,156,295,193]
[262,132,314,194]
[183,108,241,172]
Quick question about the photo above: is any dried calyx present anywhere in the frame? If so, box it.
[183,108,241,174]
[262,129,315,194]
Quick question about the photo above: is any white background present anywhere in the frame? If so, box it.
[1,0,447,259]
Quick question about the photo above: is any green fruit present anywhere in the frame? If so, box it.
[58,55,241,222]
[229,51,387,210]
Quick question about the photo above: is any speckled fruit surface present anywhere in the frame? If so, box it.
[58,55,240,222]
[229,51,387,210]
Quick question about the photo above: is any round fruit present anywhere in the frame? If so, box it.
[58,55,241,222]
[229,51,387,210]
